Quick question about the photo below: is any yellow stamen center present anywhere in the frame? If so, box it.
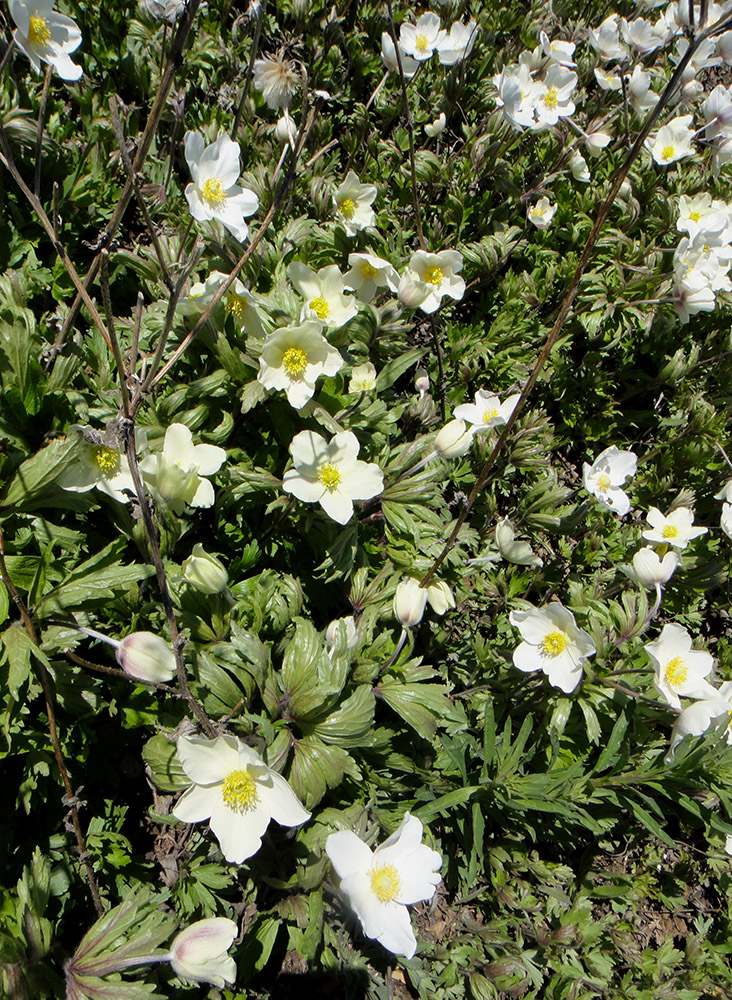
[227,292,249,318]
[360,261,379,281]
[310,296,330,320]
[423,265,443,286]
[339,198,356,220]
[416,33,429,53]
[282,346,309,378]
[663,525,679,539]
[689,211,701,222]
[543,87,559,109]
[28,15,51,46]
[540,631,567,657]
[665,655,688,691]
[93,446,120,476]
[221,769,259,811]
[318,463,341,490]
[201,177,227,207]
[661,144,675,161]
[369,863,401,902]
[482,408,499,423]
[597,473,611,490]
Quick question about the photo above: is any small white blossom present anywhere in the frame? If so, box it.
[641,506,708,549]
[326,813,442,959]
[433,418,473,459]
[588,14,628,61]
[139,423,226,513]
[287,262,358,328]
[173,733,310,864]
[493,63,538,130]
[453,390,521,433]
[257,322,344,409]
[283,430,383,525]
[437,19,477,65]
[344,252,399,303]
[495,518,543,567]
[569,150,591,183]
[646,115,695,166]
[184,132,259,243]
[625,547,679,589]
[668,681,732,760]
[9,0,82,80]
[645,623,717,710]
[582,445,637,516]
[179,270,263,334]
[400,11,446,61]
[425,112,447,137]
[398,249,465,314]
[721,503,732,539]
[381,31,418,77]
[169,918,237,988]
[533,64,577,127]
[528,197,557,229]
[333,171,377,235]
[393,577,455,627]
[509,602,595,693]
[59,427,136,503]
[348,362,378,393]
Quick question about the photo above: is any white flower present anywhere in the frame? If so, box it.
[398,249,465,314]
[582,445,637,516]
[437,19,477,65]
[257,321,344,409]
[325,616,359,651]
[540,32,576,67]
[252,55,299,110]
[509,602,596,693]
[116,632,177,683]
[627,65,659,114]
[646,115,695,166]
[620,16,664,55]
[493,63,538,130]
[453,389,520,433]
[722,503,732,539]
[345,252,399,303]
[274,113,298,146]
[183,544,228,595]
[381,31,418,78]
[393,577,455,627]
[625,547,679,589]
[584,131,612,156]
[183,131,259,243]
[528,197,557,229]
[333,171,377,235]
[425,112,446,138]
[169,918,237,988]
[645,623,717,710]
[668,681,732,760]
[594,67,622,91]
[433,418,473,459]
[677,194,729,242]
[533,64,577,127]
[59,427,136,503]
[495,518,543,567]
[325,813,442,959]
[282,430,383,525]
[173,733,310,864]
[287,262,358,328]
[716,479,732,502]
[179,270,263,334]
[139,423,226,513]
[400,11,446,61]
[349,362,378,393]
[569,150,591,183]
[641,506,708,549]
[588,14,628,61]
[9,0,82,80]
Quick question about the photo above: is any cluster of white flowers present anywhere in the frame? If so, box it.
[671,192,732,322]
[493,31,578,132]
[381,11,477,75]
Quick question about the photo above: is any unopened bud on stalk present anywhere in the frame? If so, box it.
[169,918,238,987]
[325,615,359,650]
[116,632,177,683]
[393,577,429,627]
[182,543,229,595]
[434,418,473,459]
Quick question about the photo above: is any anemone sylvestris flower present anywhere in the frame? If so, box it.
[528,197,557,229]
[641,506,708,549]
[59,426,136,503]
[668,681,732,760]
[393,577,455,627]
[645,623,717,710]
[173,734,310,864]
[333,171,377,235]
[9,0,82,80]
[398,249,465,314]
[509,602,596,693]
[287,262,358,328]
[282,430,383,524]
[582,445,637,516]
[139,423,226,513]
[453,390,521,434]
[399,12,446,61]
[345,252,399,303]
[325,813,442,959]
[257,322,344,409]
[348,362,378,393]
[169,918,237,988]
[184,132,259,243]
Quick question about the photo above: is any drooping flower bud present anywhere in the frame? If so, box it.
[169,918,238,988]
[182,543,229,595]
[116,632,176,683]
[325,615,359,650]
[434,418,473,459]
[393,577,428,627]
[628,547,679,588]
[426,580,455,615]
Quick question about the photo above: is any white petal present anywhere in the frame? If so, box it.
[190,477,215,508]
[319,490,354,524]
[282,468,324,503]
[191,443,227,476]
[209,799,270,863]
[177,734,241,784]
[375,901,418,958]
[512,641,541,673]
[173,784,221,824]
[326,830,374,879]
[344,462,384,501]
[260,770,311,827]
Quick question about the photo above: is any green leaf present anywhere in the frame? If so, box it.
[308,685,375,747]
[35,541,155,615]
[378,678,454,739]
[1,437,77,511]
[414,786,480,823]
[288,736,358,809]
[1,621,33,698]
[142,734,189,792]
[375,348,426,391]
[0,582,8,628]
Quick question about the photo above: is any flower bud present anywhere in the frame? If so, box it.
[115,631,176,683]
[425,112,446,138]
[397,273,430,309]
[495,517,543,567]
[325,615,359,650]
[426,580,455,615]
[169,917,237,988]
[722,503,732,540]
[393,577,428,627]
[627,547,679,588]
[434,418,473,459]
[414,368,430,397]
[275,114,297,145]
[182,543,229,594]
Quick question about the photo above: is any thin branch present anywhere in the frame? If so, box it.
[100,251,131,414]
[34,65,53,198]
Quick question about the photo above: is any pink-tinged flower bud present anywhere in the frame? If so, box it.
[414,368,430,397]
[325,615,359,650]
[434,418,473,459]
[115,632,176,683]
[169,917,238,988]
[393,577,428,627]
[182,543,229,594]
[426,580,455,615]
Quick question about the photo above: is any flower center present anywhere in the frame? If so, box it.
[665,655,688,691]
[540,631,567,657]
[221,769,259,811]
[339,198,356,220]
[201,177,227,206]
[661,144,675,161]
[543,87,559,108]
[416,33,429,53]
[531,205,545,218]
[227,292,249,318]
[597,473,611,491]
[282,346,309,378]
[93,445,120,476]
[318,463,342,490]
[482,408,499,423]
[663,524,679,539]
[423,265,443,286]
[369,863,401,902]
[360,261,379,281]
[689,211,701,222]
[28,15,51,45]
[310,296,330,320]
